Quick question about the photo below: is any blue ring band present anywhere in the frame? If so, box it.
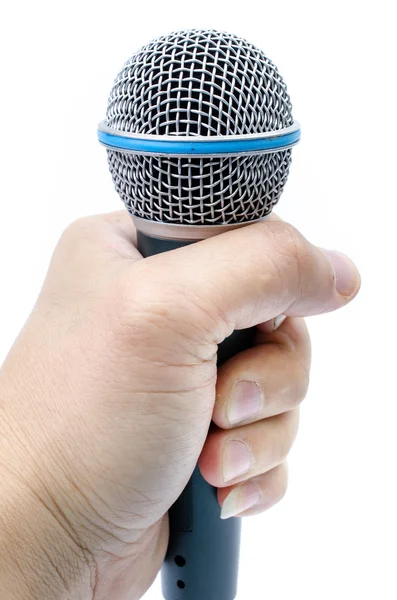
[97,127,301,156]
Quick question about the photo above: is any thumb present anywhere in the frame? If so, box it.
[139,218,360,342]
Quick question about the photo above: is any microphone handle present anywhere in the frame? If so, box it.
[137,230,256,600]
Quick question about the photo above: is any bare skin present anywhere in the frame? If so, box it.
[0,212,360,599]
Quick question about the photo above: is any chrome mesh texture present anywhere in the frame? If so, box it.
[105,29,294,224]
[107,151,292,224]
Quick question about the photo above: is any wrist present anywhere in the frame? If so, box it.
[0,450,96,599]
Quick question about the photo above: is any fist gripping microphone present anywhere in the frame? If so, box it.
[98,29,300,600]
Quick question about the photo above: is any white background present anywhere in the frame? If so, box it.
[0,1,396,598]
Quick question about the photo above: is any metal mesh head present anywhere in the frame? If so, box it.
[105,29,295,225]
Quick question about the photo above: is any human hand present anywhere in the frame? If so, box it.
[0,212,360,600]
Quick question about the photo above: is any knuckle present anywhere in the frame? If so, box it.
[296,362,311,402]
[256,221,309,295]
[288,362,310,408]
[60,215,110,254]
[61,215,99,241]
[273,465,289,503]
[276,410,300,460]
[268,221,307,263]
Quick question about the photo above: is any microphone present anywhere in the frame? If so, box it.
[98,28,300,600]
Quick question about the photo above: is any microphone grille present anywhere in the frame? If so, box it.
[104,29,296,226]
[106,29,293,136]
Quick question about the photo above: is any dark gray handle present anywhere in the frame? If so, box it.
[136,230,255,600]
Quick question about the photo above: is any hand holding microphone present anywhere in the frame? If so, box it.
[0,29,360,600]
[0,211,359,599]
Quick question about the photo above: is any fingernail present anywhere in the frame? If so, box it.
[261,314,286,333]
[220,481,262,519]
[223,440,252,483]
[273,314,286,330]
[321,250,360,297]
[227,381,262,426]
